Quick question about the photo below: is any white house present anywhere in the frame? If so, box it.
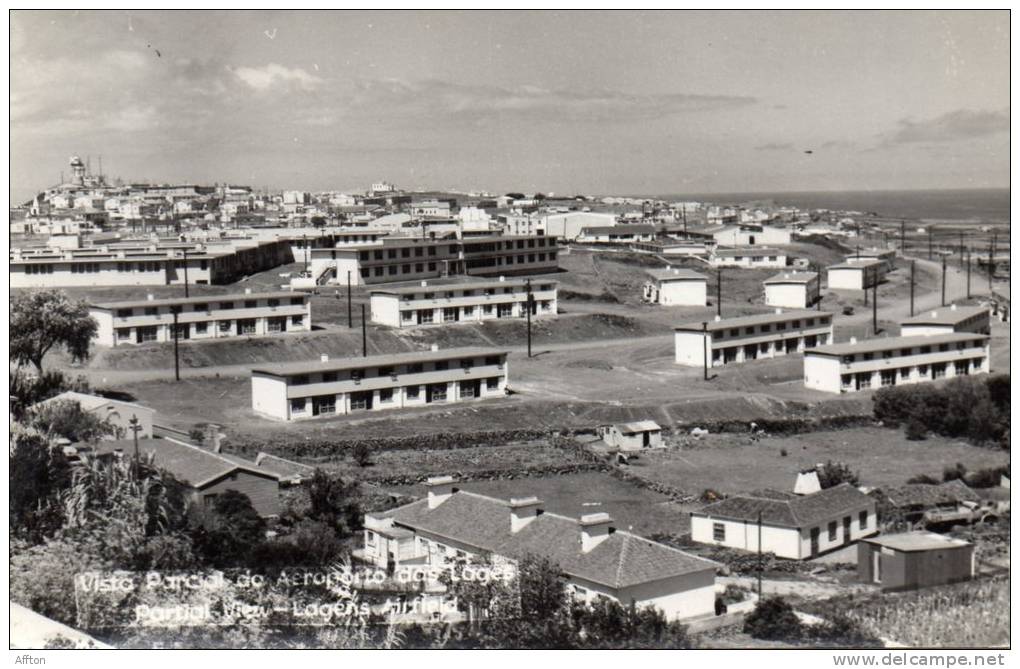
[709,247,788,269]
[251,347,509,421]
[845,248,897,272]
[89,290,311,346]
[576,224,657,244]
[369,277,557,328]
[674,309,834,368]
[763,271,820,309]
[710,224,792,247]
[539,212,617,241]
[899,305,991,337]
[803,333,991,394]
[690,484,877,560]
[30,391,155,440]
[827,259,888,291]
[643,268,708,306]
[597,421,664,451]
[361,478,719,621]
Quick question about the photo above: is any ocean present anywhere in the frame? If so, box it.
[650,188,1010,224]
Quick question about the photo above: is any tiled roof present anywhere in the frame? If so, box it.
[251,346,508,377]
[91,438,279,488]
[33,390,150,414]
[379,491,717,589]
[693,484,873,529]
[901,305,989,326]
[675,309,828,333]
[804,332,988,357]
[878,480,980,508]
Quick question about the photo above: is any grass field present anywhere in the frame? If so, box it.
[625,426,1011,495]
[390,471,688,538]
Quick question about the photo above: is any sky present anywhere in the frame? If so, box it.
[9,10,1011,201]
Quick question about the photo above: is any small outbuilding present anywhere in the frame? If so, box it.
[857,532,975,592]
[597,421,664,451]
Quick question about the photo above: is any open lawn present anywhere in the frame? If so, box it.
[390,471,688,538]
[625,426,1011,496]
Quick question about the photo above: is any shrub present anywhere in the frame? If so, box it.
[743,596,803,640]
[942,462,968,483]
[904,417,928,441]
[873,375,1009,445]
[816,461,860,489]
[906,473,939,485]
[352,443,373,467]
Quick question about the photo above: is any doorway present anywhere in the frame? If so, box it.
[843,516,852,545]
[809,528,820,557]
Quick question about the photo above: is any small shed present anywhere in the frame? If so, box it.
[598,421,663,451]
[858,532,974,592]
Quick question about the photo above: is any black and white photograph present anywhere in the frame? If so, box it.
[6,8,1012,660]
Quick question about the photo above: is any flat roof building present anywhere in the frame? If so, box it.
[899,304,991,337]
[362,479,719,621]
[597,421,663,451]
[89,290,311,346]
[370,277,557,328]
[827,258,888,291]
[576,224,657,244]
[691,484,877,560]
[763,271,820,309]
[803,333,990,394]
[642,267,708,306]
[251,346,509,421]
[674,309,833,368]
[708,247,788,269]
[844,248,897,272]
[858,532,974,592]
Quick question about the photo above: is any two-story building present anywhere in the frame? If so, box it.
[251,347,509,421]
[674,309,834,368]
[803,333,991,394]
[690,484,877,560]
[642,268,708,306]
[899,305,991,336]
[370,278,557,328]
[763,271,820,309]
[88,290,311,346]
[361,477,719,621]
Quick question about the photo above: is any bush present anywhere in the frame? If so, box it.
[904,417,928,441]
[352,443,372,467]
[816,461,860,489]
[743,596,803,640]
[906,473,939,484]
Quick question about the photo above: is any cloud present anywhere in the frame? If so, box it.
[884,108,1009,145]
[754,142,795,152]
[230,63,323,91]
[342,78,757,122]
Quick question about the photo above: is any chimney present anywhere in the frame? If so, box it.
[499,275,505,282]
[579,513,614,553]
[775,307,783,314]
[951,304,957,311]
[245,288,252,294]
[421,280,428,287]
[793,468,822,495]
[210,426,223,454]
[430,344,439,352]
[425,475,457,509]
[320,354,329,363]
[850,336,858,345]
[146,294,154,301]
[509,496,543,533]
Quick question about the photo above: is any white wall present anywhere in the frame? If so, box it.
[765,283,815,309]
[803,354,842,393]
[370,294,402,327]
[827,267,864,290]
[251,374,290,420]
[660,280,707,306]
[675,331,709,367]
[690,516,802,559]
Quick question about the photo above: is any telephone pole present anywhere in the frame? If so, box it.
[941,256,947,306]
[347,271,353,328]
[129,414,142,479]
[716,269,722,318]
[966,249,971,299]
[900,220,905,252]
[872,279,878,335]
[702,322,709,381]
[171,306,181,381]
[757,510,763,598]
[361,304,367,357]
[525,278,534,358]
[989,231,997,290]
[182,248,189,298]
[909,260,915,317]
[928,227,933,260]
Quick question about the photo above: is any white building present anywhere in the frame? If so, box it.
[710,224,792,247]
[709,247,788,269]
[362,478,719,621]
[30,391,156,440]
[411,200,453,218]
[540,211,618,241]
[845,248,897,272]
[576,224,656,244]
[690,484,877,560]
[370,181,397,194]
[597,421,663,451]
[89,290,311,346]
[251,347,509,421]
[763,271,821,309]
[899,305,991,336]
[370,277,557,328]
[643,268,708,306]
[283,191,311,205]
[675,309,834,368]
[803,333,991,394]
[827,259,888,291]
[457,206,494,233]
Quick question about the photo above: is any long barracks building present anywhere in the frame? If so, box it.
[309,235,560,286]
[251,347,509,421]
[674,309,834,368]
[89,289,312,346]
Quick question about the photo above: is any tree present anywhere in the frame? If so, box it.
[11,290,98,374]
[307,469,363,538]
[191,490,267,567]
[28,400,120,442]
[10,431,72,542]
[352,442,372,467]
[743,596,804,641]
[816,460,861,489]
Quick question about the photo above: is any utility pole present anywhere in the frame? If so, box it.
[872,279,878,335]
[941,255,947,307]
[361,304,367,357]
[989,232,996,290]
[959,231,964,263]
[928,227,933,260]
[909,260,915,317]
[129,414,142,480]
[716,269,722,318]
[347,271,353,328]
[702,322,709,381]
[757,510,763,599]
[304,234,310,275]
[525,278,534,358]
[182,248,189,298]
[900,220,905,252]
[966,249,971,299]
[171,306,181,381]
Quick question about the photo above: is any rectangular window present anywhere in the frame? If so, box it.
[116,328,131,340]
[713,523,726,541]
[434,360,449,371]
[267,317,285,333]
[406,385,420,399]
[349,391,373,411]
[195,322,208,334]
[116,308,133,318]
[244,300,257,308]
[828,521,837,541]
[379,388,394,403]
[859,510,868,530]
[290,398,306,414]
[419,310,434,324]
[138,326,158,342]
[486,377,500,391]
[238,319,256,334]
[219,301,234,310]
[145,307,158,316]
[218,320,232,333]
[291,297,304,306]
[193,303,208,312]
[268,298,280,307]
[407,363,424,374]
[428,383,448,402]
[291,315,303,326]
